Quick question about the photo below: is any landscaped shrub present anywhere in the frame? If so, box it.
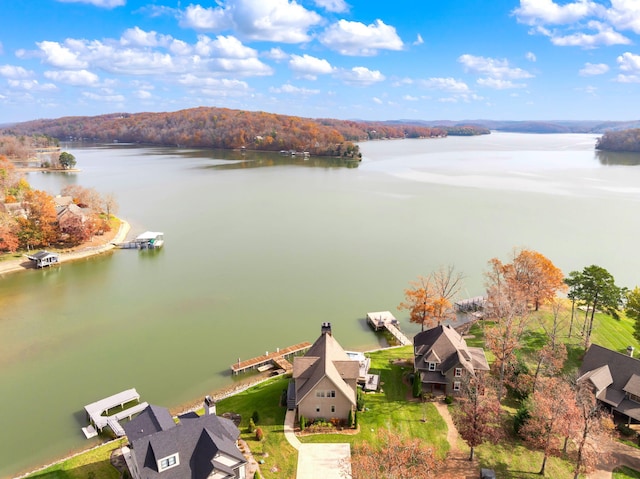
[348,409,354,428]
[248,418,256,433]
[444,395,453,405]
[513,404,531,436]
[412,372,422,398]
[618,423,635,437]
[353,410,358,428]
[253,471,261,479]
[255,427,264,441]
[299,415,306,430]
[252,410,260,424]
[357,388,365,411]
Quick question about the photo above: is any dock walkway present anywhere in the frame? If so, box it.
[366,311,412,346]
[231,342,311,375]
[82,388,146,439]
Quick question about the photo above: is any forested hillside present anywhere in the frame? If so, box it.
[3,107,448,157]
[595,128,640,152]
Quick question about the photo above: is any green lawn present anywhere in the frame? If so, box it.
[614,466,640,479]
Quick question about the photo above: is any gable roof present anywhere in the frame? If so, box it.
[414,324,489,375]
[293,327,359,406]
[580,344,640,410]
[124,405,245,479]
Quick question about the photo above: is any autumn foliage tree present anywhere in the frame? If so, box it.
[398,266,463,331]
[0,212,19,252]
[511,249,567,310]
[452,374,503,461]
[348,428,440,479]
[520,377,577,476]
[17,189,58,248]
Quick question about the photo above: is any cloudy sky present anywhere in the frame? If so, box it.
[1,0,640,123]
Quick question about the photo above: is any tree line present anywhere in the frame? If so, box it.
[2,107,452,158]
[398,248,636,478]
[596,128,640,152]
[0,155,116,252]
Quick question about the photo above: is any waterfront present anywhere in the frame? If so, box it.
[1,133,640,477]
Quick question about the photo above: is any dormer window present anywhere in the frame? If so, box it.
[158,453,179,472]
[428,362,436,371]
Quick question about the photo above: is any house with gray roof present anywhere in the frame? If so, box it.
[291,323,359,421]
[122,398,247,479]
[579,343,640,425]
[413,324,490,396]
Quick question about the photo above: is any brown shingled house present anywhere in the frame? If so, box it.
[413,324,490,396]
[579,343,640,425]
[291,323,359,421]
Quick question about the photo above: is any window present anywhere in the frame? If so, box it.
[316,406,320,413]
[331,405,335,413]
[328,390,336,398]
[316,391,325,398]
[428,362,436,371]
[630,393,640,404]
[455,368,462,377]
[158,454,179,471]
[453,381,461,391]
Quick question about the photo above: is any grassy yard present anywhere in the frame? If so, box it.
[26,439,126,479]
[614,466,640,478]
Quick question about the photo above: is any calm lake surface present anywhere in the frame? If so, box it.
[2,132,640,477]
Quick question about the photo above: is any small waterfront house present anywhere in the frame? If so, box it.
[134,231,164,249]
[579,343,640,425]
[413,324,490,396]
[122,398,247,479]
[26,250,59,268]
[291,323,359,421]
[57,203,88,233]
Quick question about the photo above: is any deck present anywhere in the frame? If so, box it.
[82,388,146,438]
[230,342,311,375]
[366,311,412,346]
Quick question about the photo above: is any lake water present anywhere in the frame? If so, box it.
[1,132,640,478]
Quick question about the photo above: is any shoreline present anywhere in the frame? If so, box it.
[0,219,130,277]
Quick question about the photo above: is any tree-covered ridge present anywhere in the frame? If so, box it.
[595,128,640,152]
[3,107,447,157]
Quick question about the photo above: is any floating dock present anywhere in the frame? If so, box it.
[366,311,412,346]
[82,388,148,439]
[231,342,311,375]
[454,296,486,313]
[115,231,164,249]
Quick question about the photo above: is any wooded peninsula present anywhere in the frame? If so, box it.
[595,128,640,152]
[1,107,489,158]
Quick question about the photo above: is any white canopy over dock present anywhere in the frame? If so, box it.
[82,388,147,438]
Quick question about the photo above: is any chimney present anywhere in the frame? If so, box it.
[204,395,216,416]
[321,322,332,336]
[628,346,635,358]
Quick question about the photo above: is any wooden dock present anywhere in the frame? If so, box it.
[82,388,147,439]
[230,342,311,375]
[366,311,412,346]
[454,296,486,313]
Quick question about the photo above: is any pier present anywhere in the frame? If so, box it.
[231,342,311,375]
[82,388,148,439]
[454,296,486,313]
[366,311,412,346]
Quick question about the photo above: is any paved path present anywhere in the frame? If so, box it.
[432,400,482,479]
[588,438,640,478]
[284,410,351,479]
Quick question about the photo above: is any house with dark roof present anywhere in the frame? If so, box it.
[122,398,247,479]
[291,323,359,421]
[579,343,640,425]
[413,324,490,396]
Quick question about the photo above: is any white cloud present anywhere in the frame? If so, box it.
[579,62,609,75]
[526,51,537,61]
[550,20,631,47]
[372,97,383,104]
[37,40,88,69]
[615,73,640,82]
[617,51,640,72]
[264,47,288,61]
[82,91,124,101]
[8,79,57,91]
[120,27,172,48]
[477,78,526,89]
[288,54,333,80]
[459,54,533,79]
[135,90,153,99]
[269,83,320,94]
[313,0,349,13]
[180,0,322,43]
[169,39,192,56]
[419,77,470,93]
[513,0,602,25]
[195,35,257,59]
[56,0,125,7]
[320,19,403,56]
[178,74,250,94]
[0,65,32,79]
[403,94,419,101]
[338,66,385,85]
[605,0,640,34]
[413,34,424,46]
[44,69,100,86]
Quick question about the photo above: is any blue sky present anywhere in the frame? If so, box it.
[1,0,640,123]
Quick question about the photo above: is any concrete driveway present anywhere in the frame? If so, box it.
[284,410,352,479]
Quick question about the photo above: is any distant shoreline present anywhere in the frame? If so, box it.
[0,219,130,277]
